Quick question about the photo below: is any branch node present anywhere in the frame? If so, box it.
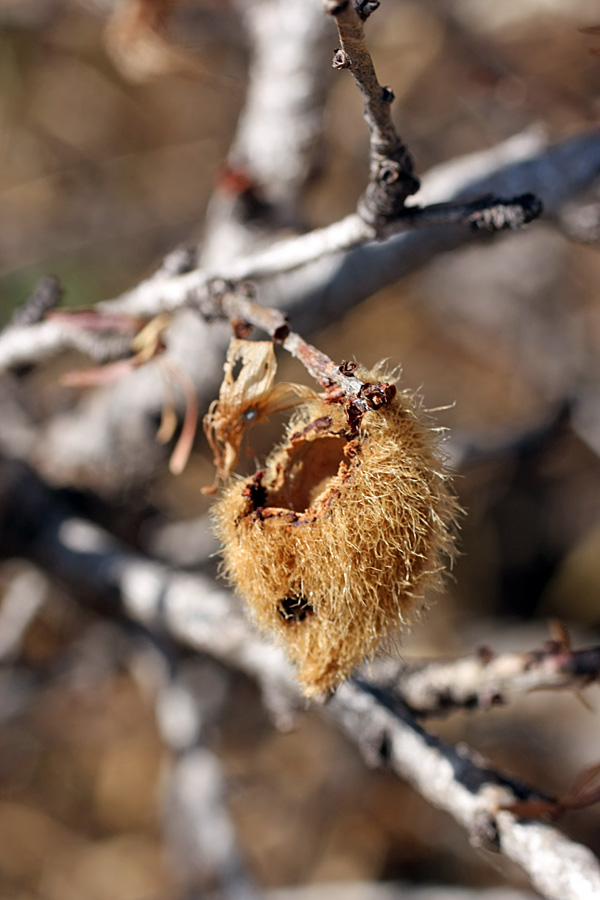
[470,810,502,853]
[354,0,380,20]
[273,322,291,343]
[332,48,350,70]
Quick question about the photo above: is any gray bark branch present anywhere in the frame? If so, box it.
[4,458,600,900]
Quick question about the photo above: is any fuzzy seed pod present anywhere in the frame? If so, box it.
[212,369,457,697]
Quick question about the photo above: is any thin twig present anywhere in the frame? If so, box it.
[323,0,419,224]
[329,682,600,900]
[1,126,597,374]
[378,640,600,718]
[209,281,397,427]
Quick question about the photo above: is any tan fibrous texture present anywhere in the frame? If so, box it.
[213,371,458,697]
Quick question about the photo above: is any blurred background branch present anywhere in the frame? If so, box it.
[2,1,600,899]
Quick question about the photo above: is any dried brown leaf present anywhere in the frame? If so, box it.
[203,339,317,494]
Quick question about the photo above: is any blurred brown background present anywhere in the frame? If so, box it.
[1,1,600,898]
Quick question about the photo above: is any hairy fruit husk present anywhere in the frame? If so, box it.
[213,374,457,697]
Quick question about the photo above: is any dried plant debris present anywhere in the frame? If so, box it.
[203,339,317,494]
[211,354,458,697]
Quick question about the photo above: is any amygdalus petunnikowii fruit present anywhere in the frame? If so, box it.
[210,344,457,697]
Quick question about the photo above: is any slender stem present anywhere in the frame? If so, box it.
[382,639,600,718]
[323,0,419,224]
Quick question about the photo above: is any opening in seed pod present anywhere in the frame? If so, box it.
[265,432,351,514]
[277,593,314,623]
[212,380,458,698]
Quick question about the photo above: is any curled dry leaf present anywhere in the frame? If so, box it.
[212,365,458,697]
[58,313,169,386]
[159,360,199,476]
[203,339,317,494]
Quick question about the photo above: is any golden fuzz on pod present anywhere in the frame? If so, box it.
[212,364,458,698]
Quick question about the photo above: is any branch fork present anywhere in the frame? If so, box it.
[324,0,543,235]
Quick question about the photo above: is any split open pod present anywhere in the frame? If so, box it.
[210,347,457,697]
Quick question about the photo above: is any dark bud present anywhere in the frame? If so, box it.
[354,0,380,20]
[476,645,495,665]
[327,0,350,15]
[381,86,395,104]
[273,322,290,342]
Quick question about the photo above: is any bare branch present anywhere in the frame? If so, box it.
[323,0,419,224]
[206,281,397,427]
[230,0,333,218]
[134,637,260,900]
[330,682,600,900]
[4,458,600,899]
[378,640,600,718]
[0,130,595,377]
[201,0,333,271]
